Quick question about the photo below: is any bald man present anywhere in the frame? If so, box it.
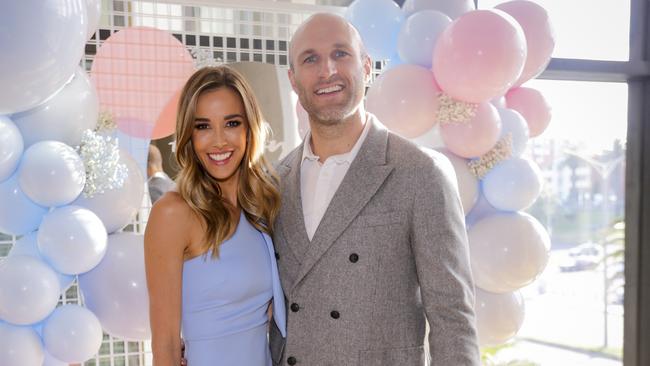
[269,13,480,366]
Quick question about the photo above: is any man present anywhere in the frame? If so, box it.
[269,13,480,366]
[147,144,175,204]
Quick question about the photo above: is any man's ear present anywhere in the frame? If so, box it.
[363,55,372,84]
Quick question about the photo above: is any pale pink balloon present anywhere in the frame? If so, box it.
[91,27,195,139]
[366,65,441,138]
[432,9,527,103]
[439,102,501,158]
[496,0,555,86]
[506,87,551,137]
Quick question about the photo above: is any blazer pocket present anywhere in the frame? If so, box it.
[350,211,406,228]
[358,345,425,366]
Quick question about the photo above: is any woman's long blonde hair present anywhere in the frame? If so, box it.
[175,66,280,257]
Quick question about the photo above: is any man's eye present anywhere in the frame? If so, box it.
[226,120,242,128]
[334,50,348,58]
[303,55,316,64]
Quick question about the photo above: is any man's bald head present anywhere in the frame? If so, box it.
[288,13,368,70]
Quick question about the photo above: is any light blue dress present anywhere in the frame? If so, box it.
[182,212,286,365]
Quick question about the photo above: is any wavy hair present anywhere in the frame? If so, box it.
[175,66,280,258]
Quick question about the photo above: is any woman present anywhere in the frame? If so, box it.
[144,66,286,366]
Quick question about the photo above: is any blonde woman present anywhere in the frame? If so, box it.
[144,66,286,366]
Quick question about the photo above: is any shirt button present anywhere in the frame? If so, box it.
[287,356,297,365]
[290,303,300,312]
[330,310,340,319]
[349,253,359,263]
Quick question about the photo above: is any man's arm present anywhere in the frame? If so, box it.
[410,153,480,365]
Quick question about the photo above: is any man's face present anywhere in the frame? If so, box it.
[288,16,371,125]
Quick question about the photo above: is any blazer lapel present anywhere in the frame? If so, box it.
[291,119,394,293]
[277,145,311,262]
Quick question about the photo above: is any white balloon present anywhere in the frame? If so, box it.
[38,205,107,275]
[397,10,451,67]
[438,149,478,214]
[85,0,102,40]
[0,173,48,235]
[475,288,525,346]
[0,255,60,325]
[0,116,23,182]
[9,232,75,293]
[0,0,87,114]
[464,190,499,228]
[469,212,550,293]
[410,123,445,149]
[18,141,86,207]
[496,108,529,157]
[402,0,475,19]
[0,321,45,366]
[73,150,145,233]
[483,157,542,211]
[42,305,103,363]
[43,350,68,366]
[13,67,99,148]
[79,233,151,340]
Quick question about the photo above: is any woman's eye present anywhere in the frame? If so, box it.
[194,123,210,130]
[226,120,242,128]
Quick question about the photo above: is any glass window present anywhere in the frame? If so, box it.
[478,0,630,61]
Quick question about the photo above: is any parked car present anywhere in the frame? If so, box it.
[558,242,603,272]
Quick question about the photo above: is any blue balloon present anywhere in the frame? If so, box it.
[42,305,103,363]
[497,107,529,157]
[8,232,75,293]
[0,321,44,366]
[0,172,48,235]
[0,116,24,182]
[345,0,405,60]
[397,10,451,68]
[482,157,543,212]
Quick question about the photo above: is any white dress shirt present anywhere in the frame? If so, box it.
[300,117,372,240]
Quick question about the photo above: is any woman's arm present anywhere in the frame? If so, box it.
[144,193,191,366]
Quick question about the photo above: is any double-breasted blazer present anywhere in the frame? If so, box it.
[270,115,480,366]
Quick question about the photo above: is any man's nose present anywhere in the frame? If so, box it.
[318,57,337,78]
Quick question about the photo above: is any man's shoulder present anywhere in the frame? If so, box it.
[384,130,450,172]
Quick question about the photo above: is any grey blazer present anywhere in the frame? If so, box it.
[270,116,480,366]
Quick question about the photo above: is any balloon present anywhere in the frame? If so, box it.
[0,255,60,325]
[496,0,555,86]
[153,89,182,141]
[491,95,507,109]
[483,157,542,211]
[18,141,85,207]
[0,116,24,182]
[0,0,87,114]
[85,0,102,40]
[410,124,445,149]
[468,212,550,293]
[465,188,499,227]
[475,288,525,346]
[43,350,68,366]
[42,305,103,363]
[383,52,405,71]
[345,0,405,60]
[12,67,99,148]
[402,0,475,19]
[73,150,145,233]
[506,87,552,137]
[38,206,107,275]
[497,107,529,157]
[366,65,441,138]
[433,9,527,103]
[439,102,501,158]
[90,26,195,139]
[397,10,451,68]
[0,321,44,366]
[438,149,478,214]
[79,233,151,340]
[0,173,48,235]
[8,232,75,293]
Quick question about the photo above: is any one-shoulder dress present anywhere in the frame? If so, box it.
[181,212,286,365]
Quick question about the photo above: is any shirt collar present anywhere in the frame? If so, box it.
[301,113,372,165]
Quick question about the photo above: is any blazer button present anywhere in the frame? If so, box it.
[290,303,300,312]
[275,252,280,260]
[287,356,297,365]
[330,310,340,319]
[349,253,359,263]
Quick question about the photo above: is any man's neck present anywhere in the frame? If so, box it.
[309,107,366,163]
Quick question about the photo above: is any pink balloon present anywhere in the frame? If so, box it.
[439,102,501,158]
[295,99,309,139]
[506,87,551,137]
[433,9,527,103]
[496,1,555,86]
[90,27,195,139]
[366,65,441,138]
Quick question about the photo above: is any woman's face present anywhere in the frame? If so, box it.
[191,87,249,187]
